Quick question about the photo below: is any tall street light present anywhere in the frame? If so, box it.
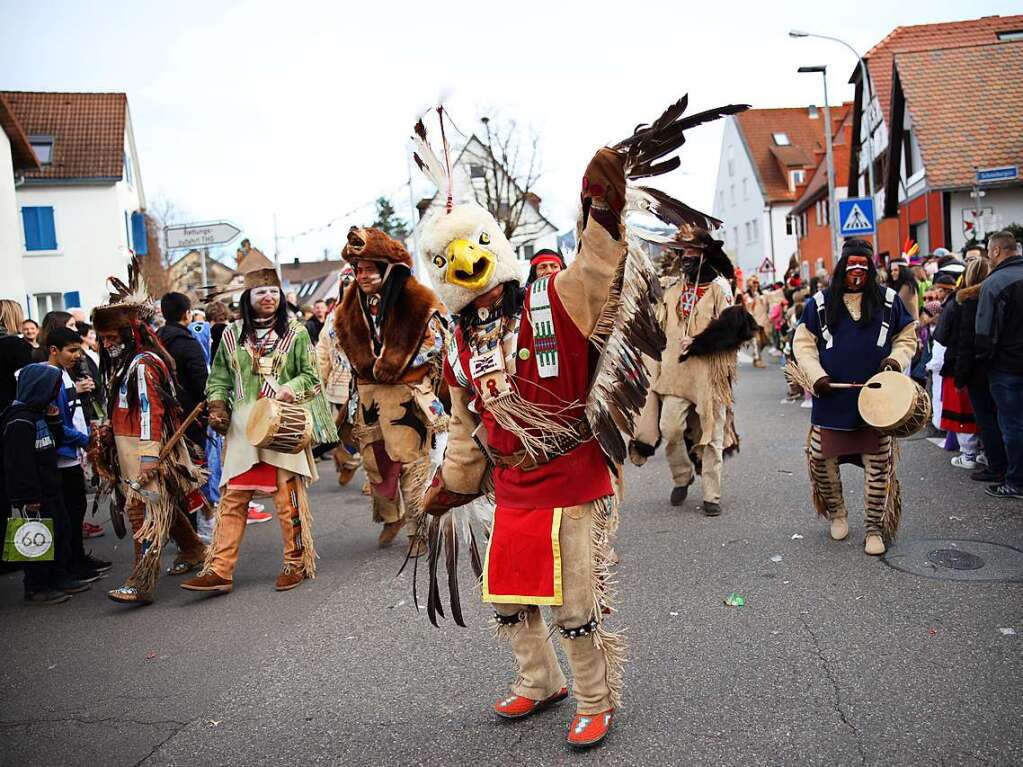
[790,29,877,254]
[797,65,839,262]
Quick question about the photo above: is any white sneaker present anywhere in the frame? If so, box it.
[800,399,813,409]
[951,454,978,470]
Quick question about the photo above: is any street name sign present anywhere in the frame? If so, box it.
[838,197,876,236]
[165,221,242,250]
[976,166,1018,184]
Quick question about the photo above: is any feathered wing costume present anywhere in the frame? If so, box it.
[410,97,748,735]
[90,255,208,602]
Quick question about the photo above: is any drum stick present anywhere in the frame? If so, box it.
[157,401,207,463]
[829,382,882,390]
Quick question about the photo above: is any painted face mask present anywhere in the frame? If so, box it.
[844,256,869,292]
[250,286,281,309]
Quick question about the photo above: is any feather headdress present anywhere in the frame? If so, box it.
[91,251,157,332]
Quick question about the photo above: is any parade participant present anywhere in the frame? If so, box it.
[792,238,918,555]
[317,264,361,486]
[181,267,336,595]
[888,257,920,321]
[745,275,770,368]
[526,249,566,285]
[630,231,754,515]
[89,265,208,605]
[334,227,446,552]
[412,97,747,748]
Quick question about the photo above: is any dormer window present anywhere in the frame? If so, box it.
[808,105,819,119]
[997,30,1023,41]
[29,134,53,165]
[469,163,485,179]
[773,132,791,146]
[790,169,806,188]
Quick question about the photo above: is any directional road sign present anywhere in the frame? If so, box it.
[165,221,242,250]
[976,166,1018,184]
[838,197,876,236]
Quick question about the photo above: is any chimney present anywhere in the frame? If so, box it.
[293,257,299,265]
[525,192,541,210]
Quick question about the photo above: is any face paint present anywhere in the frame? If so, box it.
[844,255,869,291]
[250,286,281,318]
[355,261,383,294]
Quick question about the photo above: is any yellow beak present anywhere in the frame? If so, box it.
[445,239,495,290]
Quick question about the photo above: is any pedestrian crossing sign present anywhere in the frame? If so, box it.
[838,197,876,235]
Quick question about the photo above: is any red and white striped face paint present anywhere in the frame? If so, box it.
[250,286,281,317]
[844,255,869,292]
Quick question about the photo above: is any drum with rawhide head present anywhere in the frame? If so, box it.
[857,371,932,438]
[246,398,313,454]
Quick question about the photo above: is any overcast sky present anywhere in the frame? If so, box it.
[2,0,1017,264]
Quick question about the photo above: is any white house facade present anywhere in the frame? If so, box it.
[3,91,147,317]
[711,109,830,280]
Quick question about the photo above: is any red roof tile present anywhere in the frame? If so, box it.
[0,91,126,180]
[791,109,854,215]
[735,105,850,203]
[0,93,39,172]
[860,15,1023,127]
[894,41,1023,189]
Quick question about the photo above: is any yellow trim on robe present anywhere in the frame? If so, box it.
[482,507,563,606]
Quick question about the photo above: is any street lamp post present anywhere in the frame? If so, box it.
[797,65,839,261]
[790,30,877,254]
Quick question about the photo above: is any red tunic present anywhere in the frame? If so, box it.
[445,274,613,508]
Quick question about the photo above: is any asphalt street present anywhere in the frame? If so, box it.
[2,358,1021,766]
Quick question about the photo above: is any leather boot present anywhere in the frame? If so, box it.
[829,515,849,541]
[378,520,403,548]
[180,571,233,593]
[275,565,305,591]
[864,533,886,556]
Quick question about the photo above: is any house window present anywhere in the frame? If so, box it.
[35,292,64,317]
[821,201,829,226]
[808,105,819,119]
[791,169,806,187]
[785,217,793,236]
[742,179,749,200]
[997,30,1023,41]
[28,134,53,165]
[815,202,821,227]
[124,151,134,186]
[751,219,759,242]
[903,128,915,177]
[772,132,790,146]
[522,244,535,261]
[732,226,738,248]
[469,163,485,179]
[727,146,735,178]
[718,190,724,210]
[730,185,735,205]
[21,206,58,251]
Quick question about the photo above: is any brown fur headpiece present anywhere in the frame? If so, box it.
[342,226,412,268]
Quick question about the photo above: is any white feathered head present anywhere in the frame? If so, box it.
[418,202,520,314]
[411,112,522,314]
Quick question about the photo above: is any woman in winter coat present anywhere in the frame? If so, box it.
[948,258,1007,483]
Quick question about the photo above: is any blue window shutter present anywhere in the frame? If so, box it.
[63,290,81,309]
[22,206,56,251]
[131,211,148,255]
[21,207,40,249]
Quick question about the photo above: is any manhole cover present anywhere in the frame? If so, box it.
[883,539,1023,582]
[927,548,985,571]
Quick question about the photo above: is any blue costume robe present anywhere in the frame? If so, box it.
[801,288,913,431]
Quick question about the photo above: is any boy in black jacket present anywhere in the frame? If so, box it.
[2,363,90,604]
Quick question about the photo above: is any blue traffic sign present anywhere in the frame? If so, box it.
[838,197,876,236]
[976,166,1018,184]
